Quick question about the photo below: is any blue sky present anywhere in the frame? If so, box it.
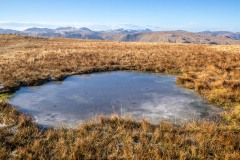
[1,0,240,31]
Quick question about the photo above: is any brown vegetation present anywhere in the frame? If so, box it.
[0,102,239,159]
[0,34,240,159]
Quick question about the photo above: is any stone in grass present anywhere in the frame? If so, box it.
[0,82,6,94]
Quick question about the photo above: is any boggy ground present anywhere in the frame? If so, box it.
[0,34,240,159]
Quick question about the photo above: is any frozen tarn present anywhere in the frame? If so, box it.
[9,71,222,128]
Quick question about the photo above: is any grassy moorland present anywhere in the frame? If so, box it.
[0,34,240,159]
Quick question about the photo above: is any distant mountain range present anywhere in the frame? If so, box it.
[1,27,240,44]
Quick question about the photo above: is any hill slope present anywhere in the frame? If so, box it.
[1,27,240,44]
[101,31,240,44]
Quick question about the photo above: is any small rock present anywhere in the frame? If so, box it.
[0,123,7,128]
[49,76,56,81]
[0,82,6,94]
[0,82,4,89]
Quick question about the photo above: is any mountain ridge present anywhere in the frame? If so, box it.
[1,27,240,44]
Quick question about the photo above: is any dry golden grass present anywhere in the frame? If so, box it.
[0,34,240,159]
[210,45,240,53]
[0,102,239,160]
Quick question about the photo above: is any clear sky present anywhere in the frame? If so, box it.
[1,0,240,31]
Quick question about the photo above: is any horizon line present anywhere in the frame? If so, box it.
[0,21,239,32]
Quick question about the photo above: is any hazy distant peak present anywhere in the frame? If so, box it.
[56,27,77,31]
[0,28,21,34]
[116,28,125,31]
[199,31,240,40]
[105,28,152,34]
[144,28,152,32]
[174,30,187,32]
[200,31,232,35]
[79,27,92,31]
[24,27,53,32]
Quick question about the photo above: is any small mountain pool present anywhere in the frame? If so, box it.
[9,71,221,127]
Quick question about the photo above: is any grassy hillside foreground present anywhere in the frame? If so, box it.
[0,34,240,159]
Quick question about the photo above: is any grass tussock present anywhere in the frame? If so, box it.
[0,102,239,159]
[0,34,240,159]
